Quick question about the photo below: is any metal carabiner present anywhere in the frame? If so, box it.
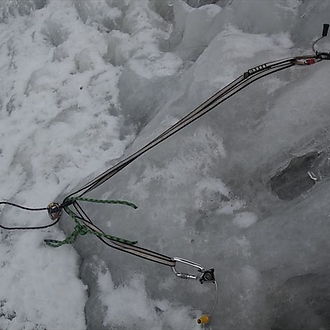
[171,257,215,283]
[312,23,329,54]
[171,257,204,280]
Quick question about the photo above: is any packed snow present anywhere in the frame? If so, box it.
[0,0,330,329]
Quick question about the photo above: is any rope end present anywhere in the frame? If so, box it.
[44,239,62,248]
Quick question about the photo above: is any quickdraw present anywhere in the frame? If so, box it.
[1,24,329,325]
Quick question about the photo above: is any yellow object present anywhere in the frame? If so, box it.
[197,315,210,325]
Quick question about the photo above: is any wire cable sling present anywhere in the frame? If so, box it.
[58,56,307,266]
[66,54,330,200]
[68,58,296,198]
[69,198,177,267]
[1,24,329,325]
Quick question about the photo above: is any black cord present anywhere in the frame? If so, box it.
[0,201,48,212]
[0,201,59,230]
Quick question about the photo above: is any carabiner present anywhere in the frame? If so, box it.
[312,23,330,54]
[172,257,208,281]
[172,257,215,283]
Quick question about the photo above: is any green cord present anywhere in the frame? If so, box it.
[67,196,138,209]
[44,223,88,247]
[45,197,138,248]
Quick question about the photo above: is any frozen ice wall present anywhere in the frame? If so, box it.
[1,0,330,329]
[67,0,330,329]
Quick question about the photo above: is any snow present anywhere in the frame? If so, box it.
[98,267,199,330]
[233,212,258,229]
[0,0,330,329]
[0,231,86,330]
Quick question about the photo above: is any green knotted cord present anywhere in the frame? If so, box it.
[44,222,89,247]
[66,196,138,209]
[44,197,138,248]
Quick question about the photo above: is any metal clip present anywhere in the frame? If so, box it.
[171,257,215,283]
[47,203,62,221]
[316,52,330,61]
[312,24,330,54]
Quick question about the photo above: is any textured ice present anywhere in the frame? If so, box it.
[1,0,330,330]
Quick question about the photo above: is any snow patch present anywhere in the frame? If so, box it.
[233,212,258,228]
[98,267,200,330]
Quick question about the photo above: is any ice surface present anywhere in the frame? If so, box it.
[1,0,330,329]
